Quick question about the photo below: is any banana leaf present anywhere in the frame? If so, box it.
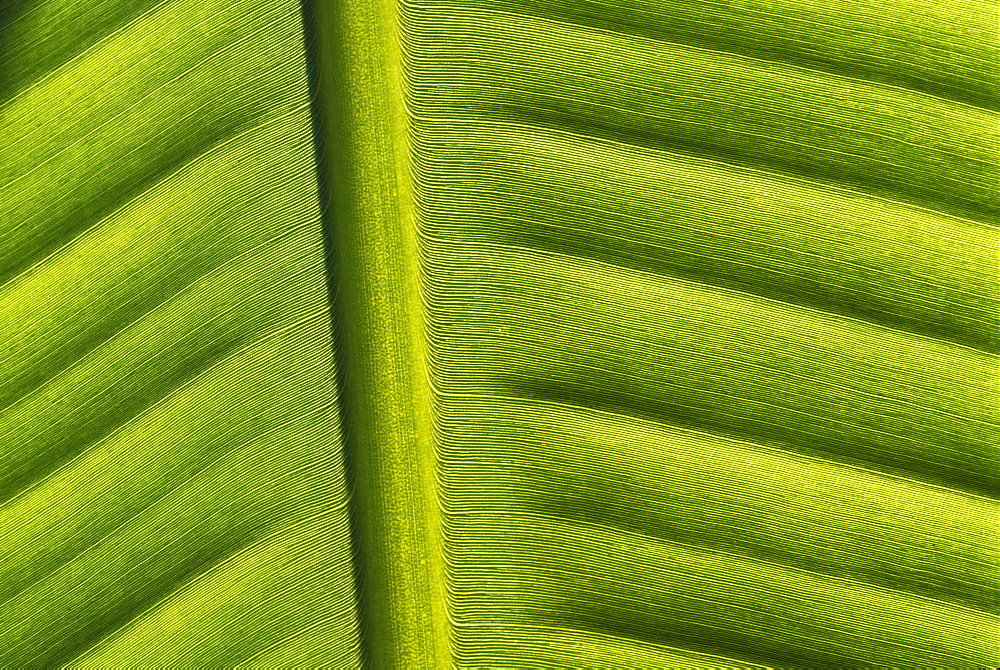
[0,0,995,666]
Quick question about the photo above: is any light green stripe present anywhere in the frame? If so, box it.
[305,0,450,665]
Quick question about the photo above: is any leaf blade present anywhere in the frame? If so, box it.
[0,0,362,664]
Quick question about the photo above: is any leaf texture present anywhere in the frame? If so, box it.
[0,0,996,666]
[401,0,1000,666]
[0,0,361,665]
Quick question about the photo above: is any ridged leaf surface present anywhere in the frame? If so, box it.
[0,0,361,665]
[0,0,995,666]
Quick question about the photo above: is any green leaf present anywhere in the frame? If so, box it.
[399,0,998,665]
[0,0,360,665]
[0,0,996,666]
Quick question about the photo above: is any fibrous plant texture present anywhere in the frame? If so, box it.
[0,0,996,666]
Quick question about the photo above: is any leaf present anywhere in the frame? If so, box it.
[0,0,997,667]
[397,0,999,666]
[0,0,360,665]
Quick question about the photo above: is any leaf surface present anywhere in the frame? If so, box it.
[0,0,361,665]
[0,0,996,666]
[401,0,1000,665]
